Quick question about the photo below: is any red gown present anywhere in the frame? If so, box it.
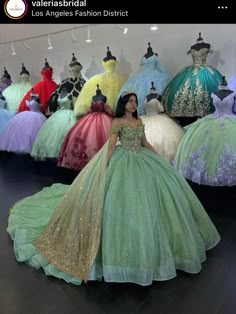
[18,67,57,113]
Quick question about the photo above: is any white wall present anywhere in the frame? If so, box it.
[0,24,236,84]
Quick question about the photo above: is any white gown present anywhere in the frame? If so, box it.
[141,97,184,163]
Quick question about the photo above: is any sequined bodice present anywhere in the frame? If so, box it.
[144,98,164,115]
[141,55,159,70]
[191,48,208,65]
[211,92,236,115]
[26,100,41,112]
[57,95,73,110]
[116,124,144,153]
[90,101,106,112]
[102,59,118,73]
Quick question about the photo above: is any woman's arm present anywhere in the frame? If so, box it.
[141,134,158,154]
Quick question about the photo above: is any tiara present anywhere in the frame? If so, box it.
[121,90,136,97]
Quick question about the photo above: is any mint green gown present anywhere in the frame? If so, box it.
[7,123,220,286]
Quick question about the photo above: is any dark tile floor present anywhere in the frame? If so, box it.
[1,151,236,314]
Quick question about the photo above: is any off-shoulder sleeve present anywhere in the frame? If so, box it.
[109,125,122,135]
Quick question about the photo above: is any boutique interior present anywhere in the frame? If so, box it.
[1,24,236,314]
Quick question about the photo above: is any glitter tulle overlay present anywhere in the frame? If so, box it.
[7,124,220,286]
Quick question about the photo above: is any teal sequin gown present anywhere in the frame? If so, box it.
[7,123,220,286]
[162,48,222,117]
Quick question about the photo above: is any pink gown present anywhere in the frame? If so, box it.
[57,101,113,171]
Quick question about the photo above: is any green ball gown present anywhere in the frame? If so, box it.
[7,123,220,286]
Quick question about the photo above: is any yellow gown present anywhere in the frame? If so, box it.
[74,59,126,115]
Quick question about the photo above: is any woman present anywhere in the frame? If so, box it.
[7,91,220,286]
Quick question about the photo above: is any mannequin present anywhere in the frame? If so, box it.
[28,88,40,103]
[0,67,12,93]
[92,84,107,103]
[144,42,158,58]
[47,53,85,113]
[58,84,113,171]
[187,33,212,55]
[20,63,30,78]
[18,59,57,113]
[74,47,125,114]
[146,82,162,103]
[3,63,32,112]
[103,47,116,62]
[213,76,233,100]
[0,92,7,109]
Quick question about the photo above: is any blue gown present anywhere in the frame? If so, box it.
[0,98,15,134]
[117,54,171,115]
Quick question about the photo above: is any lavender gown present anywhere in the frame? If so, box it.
[174,91,236,186]
[0,99,46,153]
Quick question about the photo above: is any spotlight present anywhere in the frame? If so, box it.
[11,42,16,55]
[150,24,158,31]
[47,34,53,50]
[86,26,92,43]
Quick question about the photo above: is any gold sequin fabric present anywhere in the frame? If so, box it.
[33,141,109,281]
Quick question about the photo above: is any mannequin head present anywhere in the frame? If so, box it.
[41,59,53,79]
[103,47,116,62]
[92,84,107,103]
[144,42,155,58]
[19,63,30,82]
[2,67,11,83]
[69,53,83,78]
[29,88,40,103]
[191,33,210,50]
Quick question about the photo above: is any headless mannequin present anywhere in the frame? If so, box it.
[146,82,162,102]
[92,84,107,103]
[2,67,11,81]
[213,76,234,100]
[187,33,212,55]
[103,47,116,62]
[0,91,7,109]
[47,53,85,113]
[28,89,40,103]
[144,42,158,58]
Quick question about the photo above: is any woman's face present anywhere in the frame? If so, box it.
[125,95,137,113]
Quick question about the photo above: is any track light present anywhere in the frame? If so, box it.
[23,41,31,49]
[150,24,158,31]
[71,29,78,43]
[47,34,53,50]
[85,26,92,43]
[11,42,16,55]
[115,25,128,34]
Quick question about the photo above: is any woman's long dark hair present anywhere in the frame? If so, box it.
[115,92,138,119]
